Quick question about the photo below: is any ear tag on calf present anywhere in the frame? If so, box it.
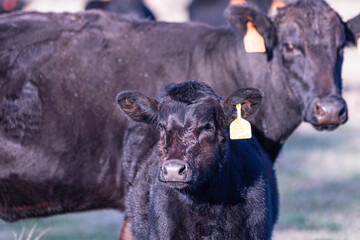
[230,104,252,140]
[229,0,246,5]
[243,22,266,53]
[357,37,360,54]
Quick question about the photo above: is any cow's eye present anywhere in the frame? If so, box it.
[157,122,164,131]
[203,123,215,132]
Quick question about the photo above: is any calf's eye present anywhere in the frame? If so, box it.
[203,123,215,131]
[157,122,164,131]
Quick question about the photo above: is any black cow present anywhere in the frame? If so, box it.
[0,0,358,225]
[118,81,277,240]
[85,0,155,20]
[85,0,272,25]
[190,0,273,26]
[0,0,24,14]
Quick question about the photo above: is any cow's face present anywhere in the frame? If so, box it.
[226,0,360,131]
[117,81,262,192]
[274,1,348,130]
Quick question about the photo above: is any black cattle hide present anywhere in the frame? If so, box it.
[118,81,277,240]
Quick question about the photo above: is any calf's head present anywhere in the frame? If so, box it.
[117,81,262,191]
[226,0,360,130]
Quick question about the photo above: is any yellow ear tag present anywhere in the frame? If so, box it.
[269,0,286,16]
[230,0,246,5]
[244,22,266,53]
[357,37,360,54]
[230,104,252,140]
[272,0,286,9]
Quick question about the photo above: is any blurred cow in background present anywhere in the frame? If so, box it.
[85,0,276,25]
[0,0,24,13]
[190,0,275,26]
[86,0,155,20]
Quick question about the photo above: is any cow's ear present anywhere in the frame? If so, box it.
[225,4,277,51]
[345,14,360,45]
[116,91,159,124]
[223,88,263,122]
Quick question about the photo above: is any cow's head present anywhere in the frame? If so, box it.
[226,0,359,131]
[117,81,262,191]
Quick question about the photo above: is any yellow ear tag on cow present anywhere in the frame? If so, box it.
[230,104,252,140]
[269,0,286,16]
[230,0,246,5]
[244,22,266,53]
[272,0,286,9]
[357,37,360,54]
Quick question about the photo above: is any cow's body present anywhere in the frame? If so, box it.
[0,12,134,220]
[0,0,357,222]
[118,81,277,240]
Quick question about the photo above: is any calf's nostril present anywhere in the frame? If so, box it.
[315,104,325,116]
[178,165,186,175]
[163,166,168,176]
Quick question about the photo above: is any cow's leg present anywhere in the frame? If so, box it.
[119,219,134,240]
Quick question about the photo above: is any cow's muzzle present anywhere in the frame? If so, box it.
[159,159,192,184]
[306,96,348,131]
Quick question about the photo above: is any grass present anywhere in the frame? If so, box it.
[0,210,124,240]
[12,224,52,240]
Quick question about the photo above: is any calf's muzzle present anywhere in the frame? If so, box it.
[159,159,192,183]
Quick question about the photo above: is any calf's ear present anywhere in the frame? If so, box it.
[225,4,277,51]
[116,91,159,124]
[345,14,360,45]
[223,88,263,122]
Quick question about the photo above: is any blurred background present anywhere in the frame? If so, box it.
[0,0,359,239]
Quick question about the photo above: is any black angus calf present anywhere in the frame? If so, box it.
[118,81,277,240]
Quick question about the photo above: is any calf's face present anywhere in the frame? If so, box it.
[117,81,262,191]
[156,97,224,189]
[226,0,360,131]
